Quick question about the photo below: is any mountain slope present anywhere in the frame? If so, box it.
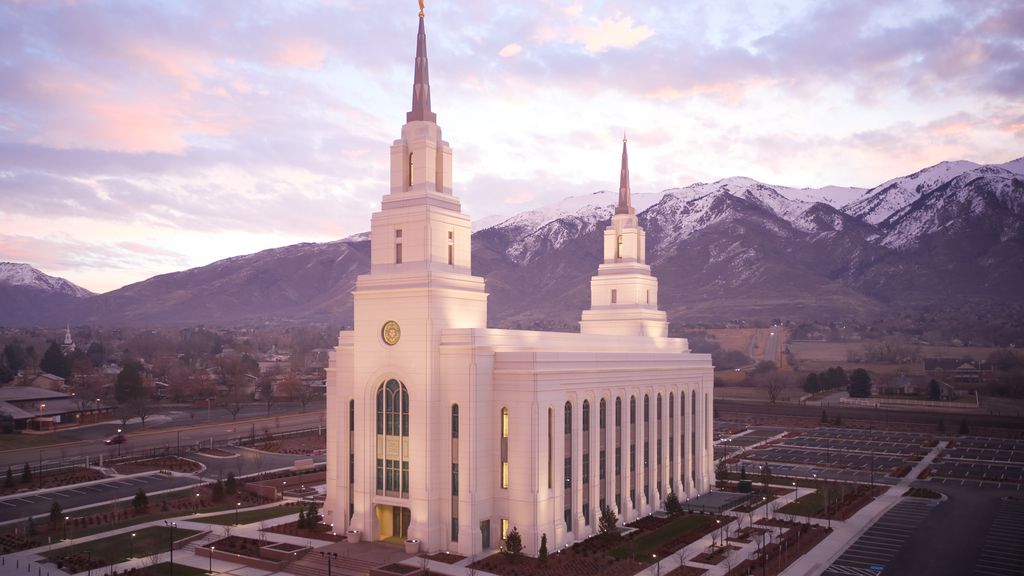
[0,263,94,326]
[4,157,1021,330]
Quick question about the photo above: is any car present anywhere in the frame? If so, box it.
[105,434,126,445]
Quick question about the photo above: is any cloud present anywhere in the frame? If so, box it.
[499,43,522,57]
[568,15,655,53]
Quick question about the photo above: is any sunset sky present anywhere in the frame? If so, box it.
[1,0,1021,293]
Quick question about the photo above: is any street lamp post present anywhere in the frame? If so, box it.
[129,532,135,559]
[87,550,92,576]
[652,554,660,576]
[715,519,721,547]
[117,428,123,457]
[195,492,200,514]
[63,516,68,541]
[209,545,214,574]
[164,521,176,576]
[235,502,240,525]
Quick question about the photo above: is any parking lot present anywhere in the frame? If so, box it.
[971,498,1024,575]
[928,437,1024,489]
[822,497,937,576]
[0,473,201,523]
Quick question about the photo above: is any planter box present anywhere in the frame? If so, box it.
[404,539,420,553]
[347,530,361,543]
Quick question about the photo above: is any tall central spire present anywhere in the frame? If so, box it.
[407,7,436,123]
[616,134,634,215]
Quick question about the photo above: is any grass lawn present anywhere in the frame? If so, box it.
[0,433,80,451]
[780,492,825,517]
[201,505,296,525]
[134,563,208,576]
[42,525,200,566]
[611,515,713,560]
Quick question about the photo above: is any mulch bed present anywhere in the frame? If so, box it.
[262,518,344,542]
[470,548,644,576]
[665,566,708,576]
[113,456,202,474]
[207,535,265,558]
[692,545,741,565]
[426,552,466,564]
[253,431,326,455]
[0,466,105,496]
[727,522,831,576]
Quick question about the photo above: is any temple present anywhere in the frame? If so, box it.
[323,8,714,557]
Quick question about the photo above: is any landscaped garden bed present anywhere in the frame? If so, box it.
[262,502,343,541]
[469,512,723,576]
[246,430,326,455]
[0,465,105,496]
[725,521,831,576]
[426,551,466,564]
[113,456,202,474]
[196,447,236,457]
[664,566,708,576]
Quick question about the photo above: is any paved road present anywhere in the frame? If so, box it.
[0,409,326,471]
[823,497,936,576]
[763,328,780,365]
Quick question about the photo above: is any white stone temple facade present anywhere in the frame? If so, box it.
[324,10,714,558]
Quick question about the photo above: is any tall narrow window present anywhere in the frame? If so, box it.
[408,152,414,187]
[564,401,573,531]
[582,399,591,526]
[349,399,355,519]
[547,408,553,489]
[611,289,617,304]
[448,231,455,266]
[499,405,507,485]
[616,235,623,260]
[451,404,459,542]
[395,229,403,264]
[376,379,410,497]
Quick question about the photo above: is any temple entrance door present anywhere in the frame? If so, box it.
[375,505,411,543]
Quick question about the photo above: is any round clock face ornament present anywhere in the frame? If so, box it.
[382,320,401,346]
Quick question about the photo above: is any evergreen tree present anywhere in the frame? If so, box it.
[297,508,307,529]
[928,379,942,401]
[21,462,31,484]
[132,488,148,513]
[664,492,683,516]
[598,503,618,536]
[504,526,523,560]
[39,341,69,378]
[821,409,828,423]
[803,373,821,394]
[4,466,13,488]
[538,533,548,565]
[212,479,225,502]
[26,516,36,536]
[849,368,872,398]
[958,418,970,435]
[49,501,62,526]
[225,471,237,495]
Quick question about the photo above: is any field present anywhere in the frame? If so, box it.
[707,327,790,370]
[788,341,1001,374]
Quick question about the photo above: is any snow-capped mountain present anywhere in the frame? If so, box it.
[842,160,981,225]
[3,156,1021,330]
[0,263,93,297]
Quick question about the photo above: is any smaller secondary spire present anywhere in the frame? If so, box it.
[616,135,635,215]
[407,1,436,123]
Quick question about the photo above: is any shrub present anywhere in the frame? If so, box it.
[538,533,548,565]
[504,526,522,560]
[133,489,149,513]
[664,492,683,516]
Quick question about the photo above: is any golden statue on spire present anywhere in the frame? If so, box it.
[419,0,425,18]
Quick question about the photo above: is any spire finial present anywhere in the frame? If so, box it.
[616,136,634,215]
[407,2,436,123]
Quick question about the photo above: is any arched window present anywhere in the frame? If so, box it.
[599,398,606,430]
[582,400,590,432]
[376,379,409,497]
[564,401,573,530]
[408,152,414,187]
[452,404,459,439]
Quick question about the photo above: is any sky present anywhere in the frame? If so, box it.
[0,0,1021,294]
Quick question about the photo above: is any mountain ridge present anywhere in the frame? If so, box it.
[3,156,1022,332]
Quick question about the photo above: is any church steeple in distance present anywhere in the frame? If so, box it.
[616,133,635,215]
[407,0,436,123]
